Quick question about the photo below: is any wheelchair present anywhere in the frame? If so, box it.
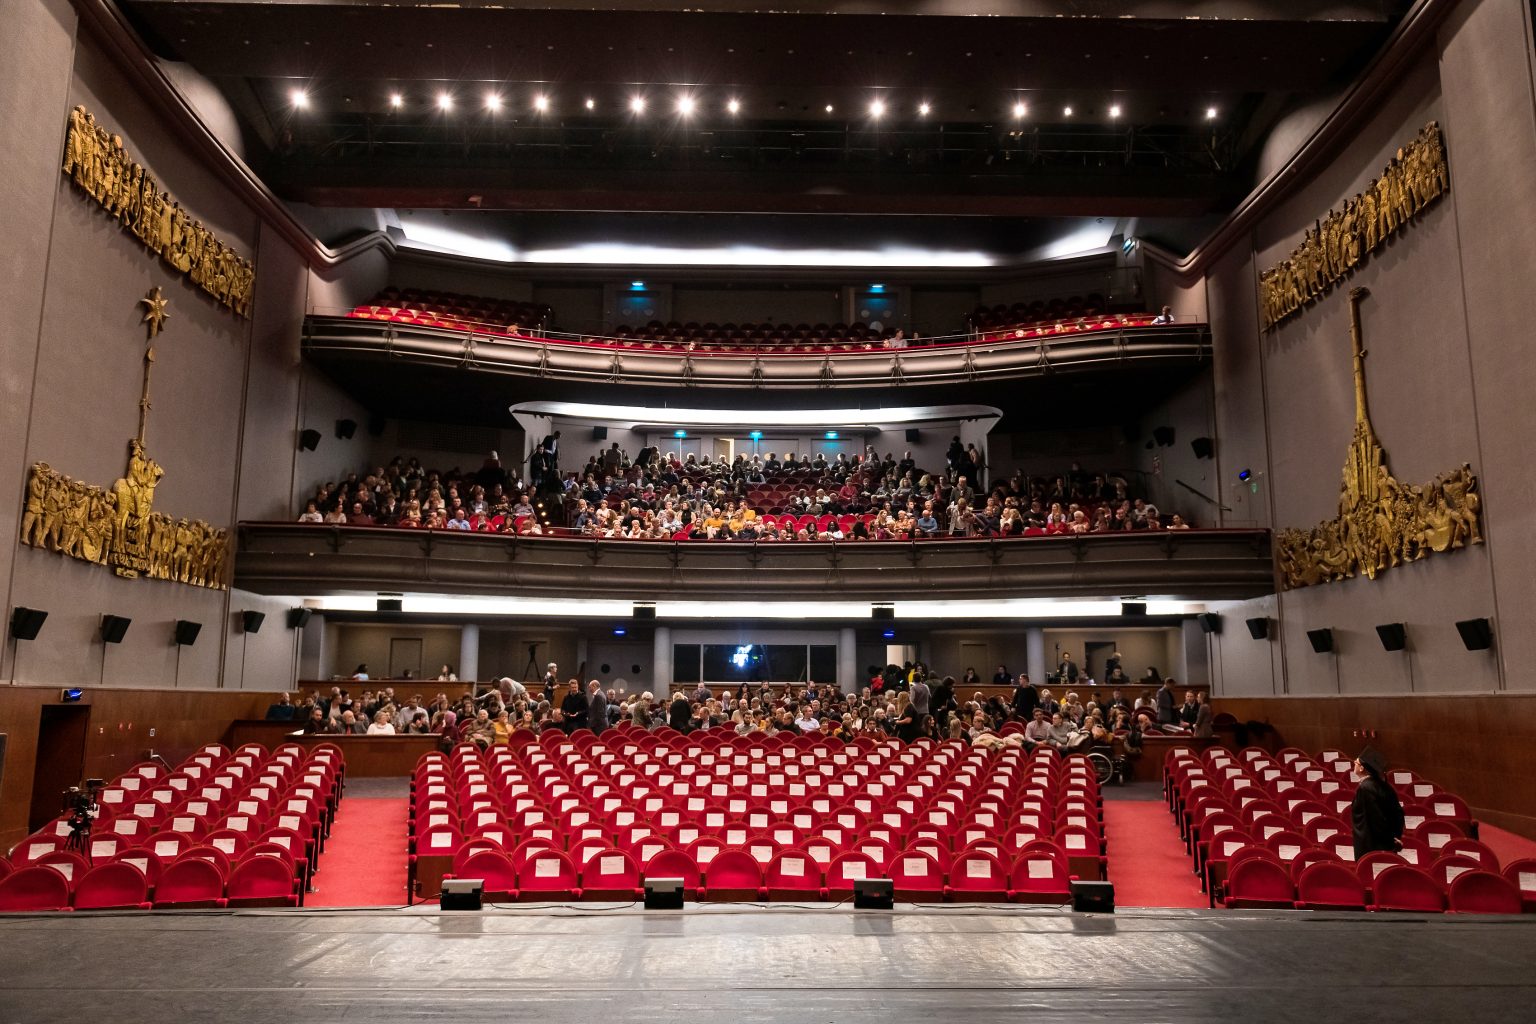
[1087,744,1129,785]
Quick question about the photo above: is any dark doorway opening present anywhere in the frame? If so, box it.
[29,704,90,833]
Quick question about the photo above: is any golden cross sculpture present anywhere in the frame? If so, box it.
[137,345,156,447]
[140,286,170,339]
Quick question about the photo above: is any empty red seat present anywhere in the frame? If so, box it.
[0,866,72,912]
[700,849,764,902]
[1223,857,1295,909]
[1370,865,1447,913]
[226,855,300,907]
[152,857,226,909]
[579,849,641,901]
[72,862,151,911]
[1294,860,1366,911]
[1448,870,1522,915]
[515,850,579,902]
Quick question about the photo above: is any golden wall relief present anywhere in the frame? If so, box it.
[60,106,254,320]
[1275,288,1482,589]
[1259,121,1448,332]
[18,290,229,590]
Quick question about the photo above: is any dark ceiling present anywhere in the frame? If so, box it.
[123,0,1406,231]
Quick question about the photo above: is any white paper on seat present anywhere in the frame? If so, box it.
[1317,828,1338,842]
[123,857,148,874]
[1429,833,1450,849]
[101,790,124,804]
[1414,784,1433,797]
[123,776,143,789]
[91,840,116,858]
[1070,816,1089,829]
[238,800,258,815]
[841,862,866,880]
[154,841,180,857]
[823,828,843,844]
[1027,858,1054,879]
[135,803,155,817]
[173,817,195,832]
[1517,871,1536,891]
[966,859,992,879]
[869,829,890,844]
[965,830,985,845]
[1392,772,1412,784]
[1404,815,1425,829]
[1434,802,1456,816]
[29,842,56,858]
[726,829,747,845]
[1223,841,1244,856]
[534,858,561,878]
[1444,865,1471,882]
[1263,826,1282,840]
[213,838,236,854]
[697,846,718,864]
[270,835,292,850]
[113,820,137,835]
[636,843,660,862]
[1372,861,1391,878]
[597,855,625,876]
[975,813,994,826]
[429,833,452,849]
[1301,811,1320,824]
[1336,845,1355,861]
[748,845,771,863]
[901,857,929,876]
[1278,844,1301,861]
[1065,834,1087,850]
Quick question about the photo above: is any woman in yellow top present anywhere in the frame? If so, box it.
[490,709,512,745]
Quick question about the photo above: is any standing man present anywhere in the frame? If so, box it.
[1155,677,1179,727]
[560,679,589,733]
[1351,748,1405,858]
[1011,674,1039,722]
[909,673,931,721]
[542,662,560,703]
[586,679,608,737]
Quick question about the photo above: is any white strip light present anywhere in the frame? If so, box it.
[300,595,1202,619]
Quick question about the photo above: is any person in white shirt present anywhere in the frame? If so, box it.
[794,710,821,732]
[297,500,324,523]
[365,711,396,735]
[1151,305,1175,325]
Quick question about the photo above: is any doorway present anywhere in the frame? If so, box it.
[389,638,424,680]
[29,704,89,833]
[1084,641,1116,682]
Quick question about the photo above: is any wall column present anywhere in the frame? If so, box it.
[837,627,857,696]
[653,626,672,694]
[458,624,480,684]
[1025,627,1046,685]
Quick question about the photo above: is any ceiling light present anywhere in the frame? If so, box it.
[1012,101,1027,118]
[1063,105,1073,117]
[289,89,308,109]
[437,92,453,111]
[1206,106,1218,120]
[630,95,646,114]
[389,92,404,109]
[918,102,931,116]
[825,103,834,113]
[869,99,886,118]
[585,97,596,110]
[1109,104,1121,118]
[677,95,695,116]
[485,92,502,112]
[727,98,741,115]
[533,94,550,112]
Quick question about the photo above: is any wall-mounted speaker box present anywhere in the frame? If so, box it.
[1307,628,1334,653]
[871,605,896,621]
[240,610,265,634]
[334,418,357,440]
[1121,602,1147,617]
[100,615,132,644]
[1455,617,1493,651]
[592,426,608,441]
[287,607,314,630]
[1196,612,1221,634]
[9,607,47,641]
[1245,617,1269,640]
[1152,426,1176,447]
[1376,622,1407,652]
[632,604,657,621]
[173,620,202,646]
[904,428,920,443]
[1190,436,1214,459]
[297,428,321,451]
[376,599,403,613]
[1070,879,1115,913]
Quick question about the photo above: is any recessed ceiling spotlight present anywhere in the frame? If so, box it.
[869,98,886,118]
[437,91,453,111]
[485,92,502,111]
[1012,101,1027,118]
[290,88,309,109]
[677,95,696,116]
[585,97,596,110]
[825,103,834,113]
[727,98,741,114]
[1206,106,1218,120]
[630,95,647,114]
[1063,105,1073,117]
[918,101,931,116]
[389,92,404,109]
[533,94,550,112]
[1109,104,1121,118]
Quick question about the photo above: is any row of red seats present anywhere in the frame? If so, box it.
[0,847,303,911]
[966,294,1109,329]
[1223,855,1532,914]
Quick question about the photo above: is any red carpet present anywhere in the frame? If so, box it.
[1103,797,1208,908]
[306,797,409,907]
[1479,823,1536,869]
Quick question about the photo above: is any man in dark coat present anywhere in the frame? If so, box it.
[560,679,588,734]
[1351,747,1405,858]
[1011,676,1039,722]
[586,679,608,736]
[668,691,693,733]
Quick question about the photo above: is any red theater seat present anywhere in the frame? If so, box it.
[0,866,72,912]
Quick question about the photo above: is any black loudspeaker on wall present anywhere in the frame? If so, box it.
[1190,436,1214,459]
[1152,426,1176,447]
[1307,628,1334,653]
[297,428,321,451]
[1376,623,1408,652]
[1121,602,1147,617]
[377,599,403,613]
[1196,613,1221,634]
[1455,617,1493,651]
[100,614,132,644]
[173,620,202,646]
[240,610,265,634]
[632,604,657,621]
[287,608,313,630]
[1246,617,1269,640]
[9,607,47,641]
[905,428,920,443]
[335,418,357,440]
[592,426,608,441]
[871,605,896,621]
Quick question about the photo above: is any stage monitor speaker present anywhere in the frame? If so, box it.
[240,610,265,634]
[904,428,921,443]
[1191,436,1214,459]
[100,615,132,644]
[592,426,608,441]
[440,878,484,911]
[297,428,321,451]
[1070,879,1116,913]
[643,876,686,910]
[1121,602,1147,617]
[1307,628,1334,653]
[871,605,896,621]
[632,603,657,621]
[1246,617,1269,640]
[335,418,357,440]
[1152,426,1176,447]
[287,608,313,630]
[1455,617,1493,651]
[1376,622,1408,652]
[377,599,403,613]
[1196,613,1221,635]
[9,607,47,641]
[173,620,202,646]
[853,878,895,910]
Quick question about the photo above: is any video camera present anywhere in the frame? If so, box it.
[61,779,104,851]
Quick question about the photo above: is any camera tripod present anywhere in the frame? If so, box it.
[522,642,542,683]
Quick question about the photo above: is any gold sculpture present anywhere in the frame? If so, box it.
[61,106,254,320]
[140,287,170,339]
[1260,122,1448,332]
[18,291,228,589]
[1275,288,1482,589]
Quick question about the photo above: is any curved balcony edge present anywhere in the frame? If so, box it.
[300,316,1211,390]
[234,523,1276,603]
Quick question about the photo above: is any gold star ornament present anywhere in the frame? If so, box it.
[140,286,170,339]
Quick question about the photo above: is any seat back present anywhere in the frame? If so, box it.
[1295,860,1366,909]
[515,849,578,895]
[226,856,297,905]
[1448,870,1522,914]
[1372,865,1447,912]
[1225,857,1295,906]
[0,866,72,911]
[73,862,149,910]
[579,849,640,896]
[949,850,1008,894]
[154,857,226,906]
[643,849,701,889]
[704,849,764,896]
